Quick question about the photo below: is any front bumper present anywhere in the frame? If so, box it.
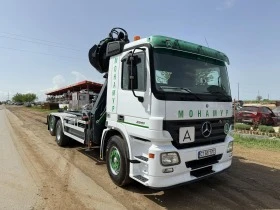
[137,135,233,188]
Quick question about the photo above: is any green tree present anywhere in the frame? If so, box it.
[12,93,37,103]
[12,93,24,102]
[23,93,37,102]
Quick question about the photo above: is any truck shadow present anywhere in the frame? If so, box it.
[125,157,280,209]
[63,140,106,165]
[76,146,106,165]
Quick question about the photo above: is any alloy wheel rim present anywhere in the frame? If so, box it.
[109,146,121,175]
[56,124,61,142]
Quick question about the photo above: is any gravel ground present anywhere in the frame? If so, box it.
[1,105,280,210]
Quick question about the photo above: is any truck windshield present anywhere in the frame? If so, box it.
[153,48,231,102]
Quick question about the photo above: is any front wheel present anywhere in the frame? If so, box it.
[106,135,131,187]
[55,120,69,147]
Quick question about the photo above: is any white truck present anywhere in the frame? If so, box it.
[47,28,234,189]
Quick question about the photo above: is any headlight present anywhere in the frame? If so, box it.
[160,152,180,166]
[227,141,233,153]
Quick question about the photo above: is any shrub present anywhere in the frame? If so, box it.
[234,134,280,151]
[252,120,259,130]
[258,125,275,133]
[234,123,251,130]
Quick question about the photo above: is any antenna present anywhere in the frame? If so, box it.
[204,36,209,47]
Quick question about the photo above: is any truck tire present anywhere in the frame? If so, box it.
[106,135,131,187]
[49,115,57,136]
[55,120,69,147]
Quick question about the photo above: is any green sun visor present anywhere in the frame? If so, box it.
[148,36,230,65]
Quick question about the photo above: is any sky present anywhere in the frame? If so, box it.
[0,0,280,101]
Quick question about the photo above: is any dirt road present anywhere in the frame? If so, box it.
[2,105,280,209]
[0,105,39,209]
[0,105,126,210]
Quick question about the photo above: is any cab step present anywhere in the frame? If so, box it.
[134,155,148,163]
[133,175,148,183]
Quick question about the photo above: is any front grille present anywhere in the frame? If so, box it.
[163,118,233,149]
[186,154,223,170]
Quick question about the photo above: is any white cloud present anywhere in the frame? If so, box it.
[52,74,66,89]
[71,71,87,82]
[37,90,47,101]
[40,74,66,100]
[41,72,104,101]
[217,0,236,10]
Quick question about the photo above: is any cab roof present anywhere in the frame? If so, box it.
[124,35,230,65]
[148,35,230,65]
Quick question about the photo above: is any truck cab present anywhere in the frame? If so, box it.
[48,29,234,189]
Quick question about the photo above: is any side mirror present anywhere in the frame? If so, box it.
[106,41,125,57]
[126,55,140,90]
[127,53,144,103]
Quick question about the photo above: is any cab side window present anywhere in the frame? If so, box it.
[121,52,146,91]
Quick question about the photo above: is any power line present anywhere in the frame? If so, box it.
[0,46,83,60]
[0,31,81,49]
[0,34,83,52]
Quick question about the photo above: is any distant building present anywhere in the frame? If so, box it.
[46,80,102,110]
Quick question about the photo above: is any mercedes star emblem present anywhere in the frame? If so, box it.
[201,121,212,138]
[224,123,230,134]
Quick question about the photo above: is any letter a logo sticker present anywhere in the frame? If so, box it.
[179,127,195,144]
[183,130,192,142]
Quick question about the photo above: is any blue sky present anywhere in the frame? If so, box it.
[0,0,279,101]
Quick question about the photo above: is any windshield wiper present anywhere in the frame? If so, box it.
[159,86,202,100]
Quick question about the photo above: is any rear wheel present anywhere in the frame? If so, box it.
[106,135,131,187]
[49,115,57,136]
[55,120,69,147]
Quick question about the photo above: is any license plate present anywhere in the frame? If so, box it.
[198,148,216,159]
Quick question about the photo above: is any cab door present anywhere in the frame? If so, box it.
[117,48,151,129]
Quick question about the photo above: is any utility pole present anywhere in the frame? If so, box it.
[238,83,239,101]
